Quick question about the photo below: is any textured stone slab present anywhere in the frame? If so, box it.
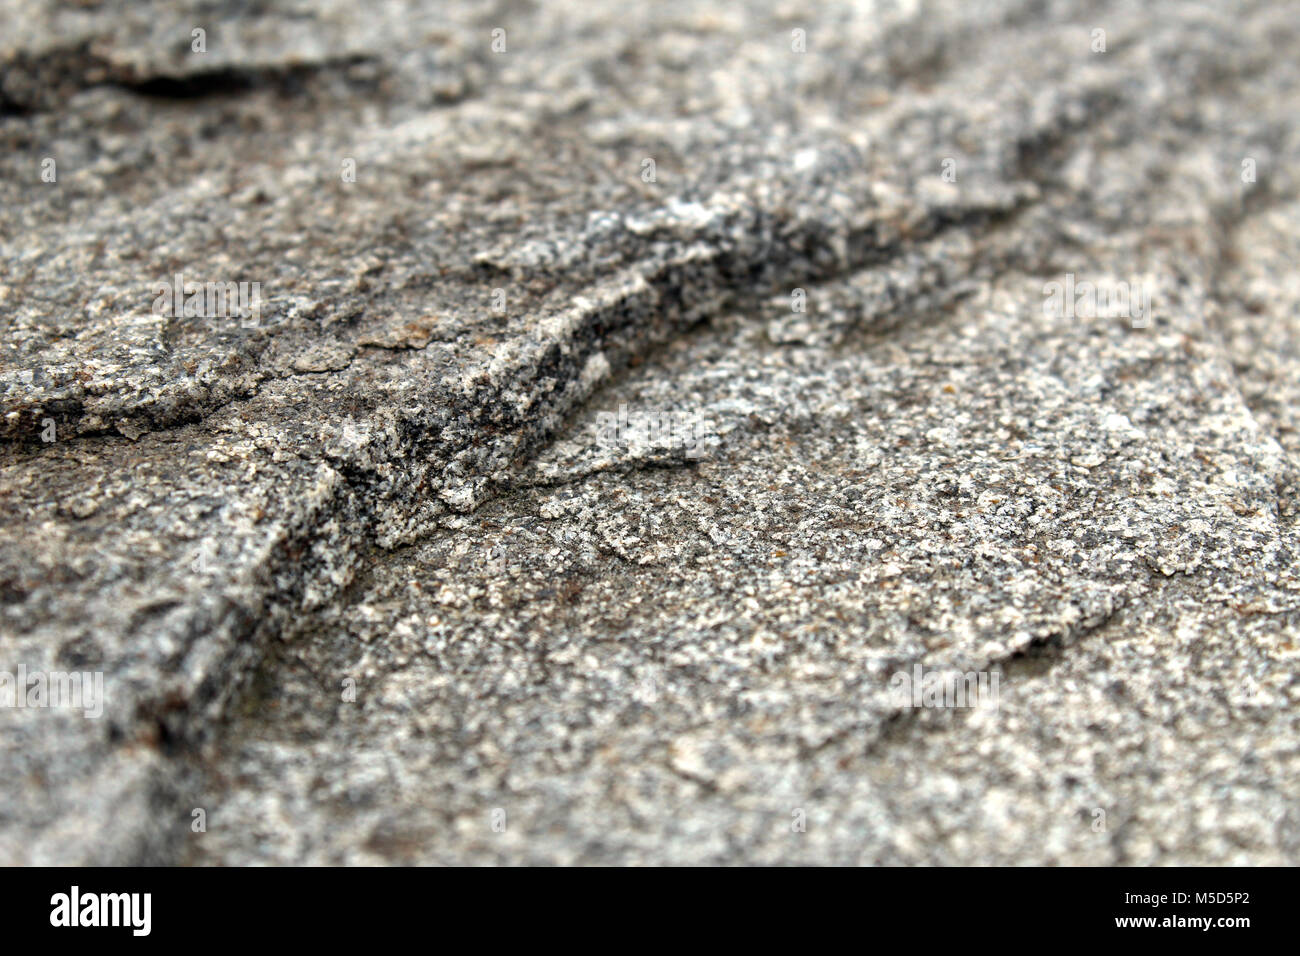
[1,0,1298,863]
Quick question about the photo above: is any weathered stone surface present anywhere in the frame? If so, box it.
[1,0,1297,864]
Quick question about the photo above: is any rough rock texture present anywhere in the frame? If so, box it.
[1,0,1298,864]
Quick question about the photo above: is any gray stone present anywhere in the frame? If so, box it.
[1,0,1297,864]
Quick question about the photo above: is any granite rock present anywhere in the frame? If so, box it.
[1,0,1298,864]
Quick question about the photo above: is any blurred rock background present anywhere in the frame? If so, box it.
[1,0,1298,863]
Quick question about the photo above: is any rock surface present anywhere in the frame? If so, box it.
[1,0,1298,864]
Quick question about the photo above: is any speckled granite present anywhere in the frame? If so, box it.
[1,0,1297,864]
